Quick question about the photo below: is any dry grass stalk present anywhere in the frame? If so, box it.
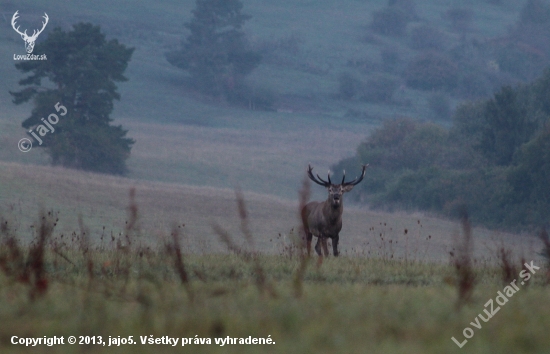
[520,257,529,288]
[168,224,194,302]
[538,228,550,284]
[213,224,251,260]
[213,190,276,298]
[451,208,476,309]
[297,174,311,249]
[28,211,56,299]
[497,247,516,285]
[51,247,76,267]
[78,214,94,283]
[113,188,142,283]
[124,187,140,248]
[293,174,311,298]
[236,188,254,248]
[237,191,277,298]
[0,218,26,283]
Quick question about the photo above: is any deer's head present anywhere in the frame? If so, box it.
[307,164,368,209]
[11,11,49,54]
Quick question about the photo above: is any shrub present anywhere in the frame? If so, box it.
[481,1,550,82]
[519,0,550,25]
[253,32,304,57]
[456,72,491,99]
[361,74,399,103]
[338,72,362,100]
[478,85,538,165]
[506,128,550,226]
[383,167,453,210]
[450,100,487,148]
[334,68,550,230]
[370,7,410,37]
[397,122,449,169]
[495,42,548,81]
[404,52,459,90]
[380,47,400,72]
[409,25,446,51]
[427,92,452,120]
[361,118,416,150]
[336,118,466,212]
[355,118,448,172]
[533,68,550,116]
[225,84,275,111]
[389,0,417,19]
[443,7,474,32]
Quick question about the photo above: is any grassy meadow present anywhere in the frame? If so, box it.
[0,161,547,353]
[1,227,549,354]
[1,0,549,353]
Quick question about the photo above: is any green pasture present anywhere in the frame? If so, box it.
[0,246,548,354]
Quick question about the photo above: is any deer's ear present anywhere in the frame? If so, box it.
[342,185,355,193]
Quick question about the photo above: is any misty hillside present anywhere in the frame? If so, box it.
[0,0,542,202]
[0,160,533,262]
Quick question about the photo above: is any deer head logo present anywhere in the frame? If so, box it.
[11,11,49,54]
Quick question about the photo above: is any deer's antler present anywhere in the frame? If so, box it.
[307,165,331,187]
[342,164,368,186]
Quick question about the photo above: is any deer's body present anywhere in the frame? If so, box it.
[302,200,343,256]
[301,164,367,257]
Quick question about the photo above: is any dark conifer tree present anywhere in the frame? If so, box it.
[166,0,261,97]
[11,23,135,175]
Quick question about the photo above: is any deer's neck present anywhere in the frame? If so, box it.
[324,199,343,222]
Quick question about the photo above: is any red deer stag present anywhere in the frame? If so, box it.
[301,164,367,257]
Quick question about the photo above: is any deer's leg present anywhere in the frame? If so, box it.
[306,231,312,256]
[314,236,322,256]
[332,234,339,257]
[321,237,329,257]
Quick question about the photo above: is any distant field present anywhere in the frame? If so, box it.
[0,0,539,267]
[0,161,539,264]
[0,0,530,198]
[0,113,371,199]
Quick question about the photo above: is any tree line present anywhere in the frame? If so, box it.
[11,0,260,175]
[334,68,550,230]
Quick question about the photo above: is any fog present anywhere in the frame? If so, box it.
[0,0,544,206]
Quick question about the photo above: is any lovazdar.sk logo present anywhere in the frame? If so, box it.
[11,10,48,60]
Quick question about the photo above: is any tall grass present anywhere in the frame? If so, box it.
[0,186,547,353]
[0,210,56,300]
[450,209,476,309]
[293,173,311,298]
[213,189,277,298]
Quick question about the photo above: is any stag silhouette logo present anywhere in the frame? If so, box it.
[11,11,49,54]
